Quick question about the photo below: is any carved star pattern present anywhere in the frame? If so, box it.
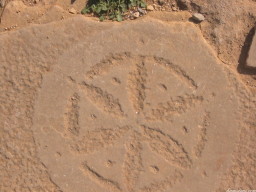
[64,54,205,192]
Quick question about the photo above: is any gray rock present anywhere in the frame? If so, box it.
[176,0,190,10]
[158,0,165,5]
[138,8,146,15]
[247,26,256,68]
[192,13,205,22]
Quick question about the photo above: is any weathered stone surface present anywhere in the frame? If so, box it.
[32,17,245,192]
[1,1,45,27]
[0,16,111,192]
[0,14,251,192]
[147,11,191,22]
[247,26,256,68]
[0,1,74,31]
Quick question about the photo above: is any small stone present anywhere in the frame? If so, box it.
[138,7,146,14]
[149,165,159,174]
[177,0,189,10]
[0,0,6,7]
[146,5,154,11]
[158,0,165,5]
[247,26,256,68]
[105,160,114,167]
[172,6,177,11]
[69,8,77,14]
[133,12,140,18]
[192,13,205,22]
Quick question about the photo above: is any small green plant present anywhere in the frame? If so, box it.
[81,0,146,21]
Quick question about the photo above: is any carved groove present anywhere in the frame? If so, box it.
[82,162,122,192]
[123,132,143,192]
[128,61,147,113]
[86,52,131,79]
[148,94,203,121]
[80,82,124,117]
[154,56,198,89]
[142,126,192,169]
[65,93,80,136]
[193,112,210,158]
[138,170,183,192]
[70,126,130,154]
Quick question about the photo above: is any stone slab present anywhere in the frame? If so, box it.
[32,17,243,192]
[0,16,111,192]
[247,26,256,68]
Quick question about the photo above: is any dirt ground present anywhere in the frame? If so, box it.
[0,0,256,192]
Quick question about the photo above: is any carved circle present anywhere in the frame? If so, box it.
[33,50,241,192]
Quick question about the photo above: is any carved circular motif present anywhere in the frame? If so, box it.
[33,23,241,192]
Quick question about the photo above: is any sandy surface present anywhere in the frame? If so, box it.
[0,1,255,192]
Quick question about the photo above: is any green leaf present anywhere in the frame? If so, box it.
[81,7,90,14]
[116,14,122,21]
[140,2,146,8]
[95,6,102,13]
[83,0,146,22]
[99,15,105,21]
[101,5,108,11]
[120,3,127,10]
[131,1,136,6]
[109,14,115,19]
[91,4,97,12]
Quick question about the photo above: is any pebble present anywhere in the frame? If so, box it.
[147,5,154,11]
[172,7,177,11]
[158,0,165,5]
[0,0,5,8]
[69,8,77,14]
[192,13,205,22]
[138,7,146,15]
[177,0,189,9]
[133,12,140,18]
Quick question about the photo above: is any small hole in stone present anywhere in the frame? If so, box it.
[112,77,121,85]
[149,165,159,174]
